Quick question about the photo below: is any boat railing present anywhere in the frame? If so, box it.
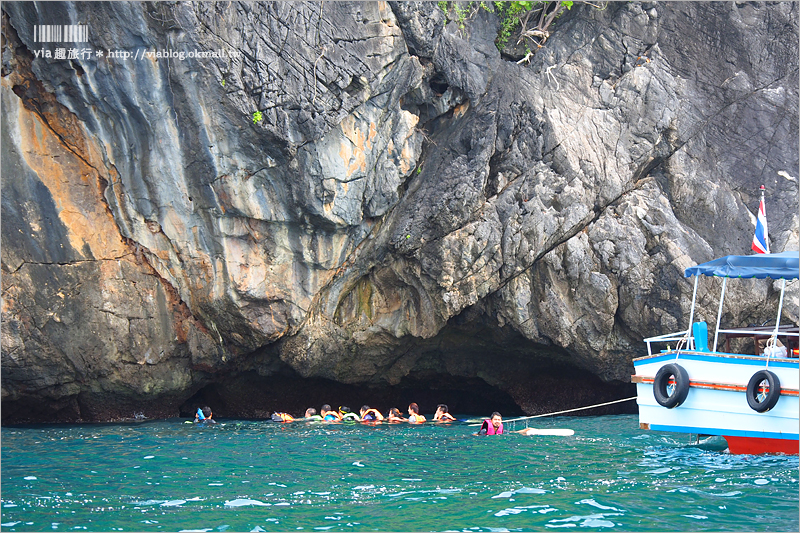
[643,329,693,356]
[643,326,799,357]
[716,327,799,338]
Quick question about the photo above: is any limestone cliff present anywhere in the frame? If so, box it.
[2,1,798,422]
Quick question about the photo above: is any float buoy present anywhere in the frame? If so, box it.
[746,370,781,412]
[653,363,690,408]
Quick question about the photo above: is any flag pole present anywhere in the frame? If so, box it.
[752,185,770,254]
[760,185,769,254]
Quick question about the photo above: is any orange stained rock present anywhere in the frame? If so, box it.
[367,121,377,148]
[453,100,470,120]
[13,93,127,260]
[339,115,376,177]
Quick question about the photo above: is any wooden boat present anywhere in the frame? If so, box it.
[632,251,799,454]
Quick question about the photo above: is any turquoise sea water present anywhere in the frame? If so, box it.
[1,415,797,532]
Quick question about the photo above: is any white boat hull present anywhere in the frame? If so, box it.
[633,351,799,454]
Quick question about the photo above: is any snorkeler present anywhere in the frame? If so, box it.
[407,403,426,424]
[433,404,456,422]
[194,406,216,424]
[321,404,341,421]
[360,405,384,422]
[387,407,407,422]
[478,412,503,435]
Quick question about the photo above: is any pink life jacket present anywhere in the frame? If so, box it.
[483,419,504,435]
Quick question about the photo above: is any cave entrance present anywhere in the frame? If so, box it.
[177,366,635,421]
[179,371,524,420]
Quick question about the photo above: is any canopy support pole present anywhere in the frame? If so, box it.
[773,278,787,337]
[713,277,727,353]
[766,278,787,367]
[684,276,700,353]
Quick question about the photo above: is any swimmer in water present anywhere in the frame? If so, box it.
[387,407,407,422]
[320,404,341,421]
[339,406,360,421]
[433,404,456,422]
[359,405,384,422]
[478,412,503,435]
[194,406,216,424]
[303,408,323,422]
[271,412,295,422]
[407,402,426,424]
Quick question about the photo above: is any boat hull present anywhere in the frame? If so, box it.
[724,436,799,455]
[633,351,799,455]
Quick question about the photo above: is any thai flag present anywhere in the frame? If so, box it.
[751,195,769,254]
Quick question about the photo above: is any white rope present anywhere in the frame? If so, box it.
[468,396,638,426]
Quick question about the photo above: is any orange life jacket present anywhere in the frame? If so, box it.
[274,412,294,422]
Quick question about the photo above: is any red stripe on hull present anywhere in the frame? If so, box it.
[724,436,799,455]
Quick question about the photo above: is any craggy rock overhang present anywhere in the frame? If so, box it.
[1,1,798,422]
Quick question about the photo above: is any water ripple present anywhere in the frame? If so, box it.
[1,415,796,532]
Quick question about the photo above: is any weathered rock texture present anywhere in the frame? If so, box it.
[2,1,798,422]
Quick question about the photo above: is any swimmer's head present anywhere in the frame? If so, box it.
[389,407,401,417]
[339,406,351,415]
[408,402,420,415]
[490,412,502,428]
[436,404,449,413]
[360,405,370,416]
[321,404,332,414]
[304,407,317,418]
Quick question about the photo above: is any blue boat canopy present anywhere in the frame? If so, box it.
[684,251,799,280]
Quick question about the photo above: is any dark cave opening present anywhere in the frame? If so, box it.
[176,364,636,422]
[176,306,639,422]
[429,74,449,96]
[178,371,525,420]
[1,362,636,425]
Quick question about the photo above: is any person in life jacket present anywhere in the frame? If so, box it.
[339,406,360,421]
[303,407,323,421]
[194,406,216,424]
[271,412,295,422]
[478,412,503,435]
[359,405,384,422]
[433,404,456,422]
[386,407,407,422]
[320,404,341,421]
[407,402,426,424]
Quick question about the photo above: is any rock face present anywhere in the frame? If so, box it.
[2,1,798,423]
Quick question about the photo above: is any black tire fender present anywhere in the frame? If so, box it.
[746,370,781,413]
[653,363,690,408]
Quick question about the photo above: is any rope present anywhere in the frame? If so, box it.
[468,396,638,426]
[674,330,690,359]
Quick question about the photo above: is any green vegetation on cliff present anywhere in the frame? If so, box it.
[437,1,602,54]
